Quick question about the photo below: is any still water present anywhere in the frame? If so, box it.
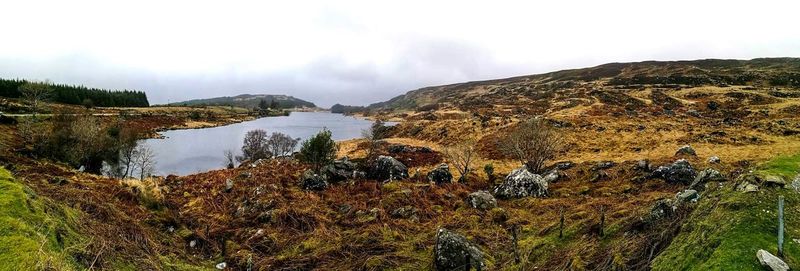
[140,112,378,176]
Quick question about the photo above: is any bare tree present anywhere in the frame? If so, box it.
[223,150,235,168]
[134,145,156,181]
[444,139,477,183]
[361,119,391,163]
[266,132,299,158]
[18,82,52,117]
[500,117,563,173]
[237,129,271,162]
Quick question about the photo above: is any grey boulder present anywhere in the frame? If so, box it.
[492,166,548,199]
[428,163,453,185]
[675,145,697,156]
[300,170,328,191]
[763,175,787,188]
[690,168,725,190]
[675,189,699,204]
[651,159,697,185]
[370,155,409,181]
[321,158,361,183]
[434,228,484,271]
[467,191,497,211]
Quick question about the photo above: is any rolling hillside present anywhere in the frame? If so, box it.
[170,94,316,109]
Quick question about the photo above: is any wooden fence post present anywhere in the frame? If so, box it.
[778,195,784,257]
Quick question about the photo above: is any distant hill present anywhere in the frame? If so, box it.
[368,57,800,112]
[170,94,316,109]
[330,103,366,114]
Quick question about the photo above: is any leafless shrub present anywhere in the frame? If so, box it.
[134,145,156,181]
[237,129,271,162]
[444,139,477,183]
[500,117,563,173]
[223,150,235,168]
[267,132,299,158]
[18,82,52,116]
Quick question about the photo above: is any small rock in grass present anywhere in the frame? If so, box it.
[466,191,497,211]
[675,189,699,204]
[707,156,721,163]
[756,249,789,271]
[763,175,786,188]
[216,262,227,270]
[792,174,800,192]
[224,179,234,192]
[300,170,328,191]
[675,145,697,156]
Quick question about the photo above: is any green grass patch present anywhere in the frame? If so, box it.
[652,153,800,270]
[758,153,800,179]
[0,168,85,270]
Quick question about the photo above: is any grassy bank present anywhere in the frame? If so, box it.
[652,154,799,270]
[0,168,84,270]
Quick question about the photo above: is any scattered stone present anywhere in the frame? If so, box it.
[338,204,352,214]
[763,175,786,188]
[48,177,69,185]
[634,160,650,171]
[189,240,197,248]
[707,156,721,163]
[216,262,227,270]
[224,179,234,193]
[756,249,789,271]
[321,158,361,183]
[389,144,433,154]
[690,168,725,190]
[675,189,699,204]
[492,166,548,199]
[737,183,759,193]
[370,156,409,181]
[427,163,453,185]
[592,161,616,171]
[643,199,674,223]
[434,228,484,271]
[687,109,702,117]
[590,170,609,182]
[675,145,697,156]
[651,159,697,185]
[466,191,497,211]
[792,174,800,192]
[300,170,328,191]
[391,205,418,220]
[554,161,575,170]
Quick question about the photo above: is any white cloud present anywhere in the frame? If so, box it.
[1,0,798,106]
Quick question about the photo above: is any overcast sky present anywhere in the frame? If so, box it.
[1,0,799,107]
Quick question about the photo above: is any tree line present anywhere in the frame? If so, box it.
[0,78,149,107]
